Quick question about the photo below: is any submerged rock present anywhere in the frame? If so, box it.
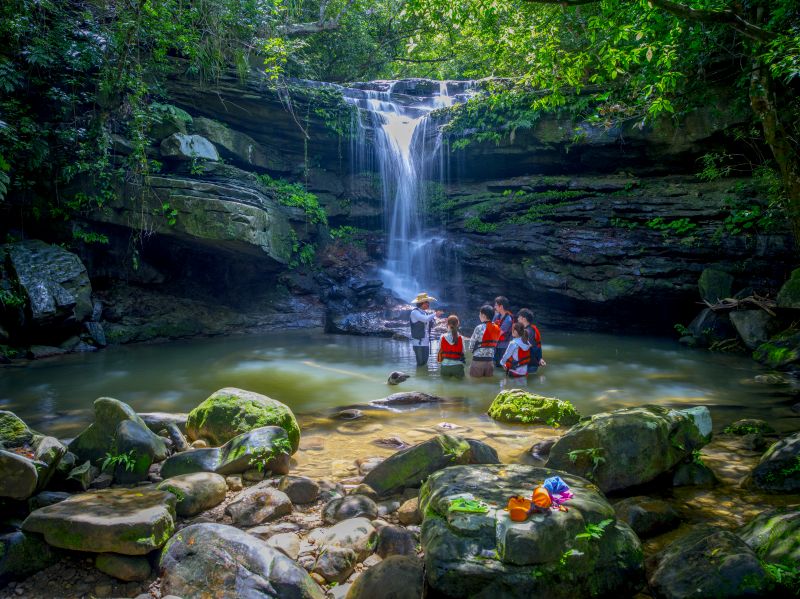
[370,391,443,407]
[546,405,711,493]
[186,387,300,451]
[487,389,580,426]
[22,487,176,555]
[160,523,325,599]
[646,527,769,599]
[362,434,472,497]
[159,425,291,479]
[420,464,644,598]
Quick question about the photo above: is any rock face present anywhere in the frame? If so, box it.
[186,387,300,451]
[159,523,325,599]
[646,527,769,599]
[22,487,176,555]
[749,432,800,492]
[487,389,580,426]
[362,435,473,497]
[546,405,710,493]
[159,425,291,479]
[157,472,228,517]
[0,240,92,337]
[420,464,644,598]
[68,397,168,466]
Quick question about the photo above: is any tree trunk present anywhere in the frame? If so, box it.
[749,63,800,249]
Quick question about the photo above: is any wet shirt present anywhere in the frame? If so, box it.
[469,323,496,360]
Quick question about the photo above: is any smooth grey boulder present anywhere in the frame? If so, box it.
[420,464,644,599]
[614,496,681,539]
[157,472,228,517]
[265,532,301,560]
[193,117,273,170]
[278,475,320,504]
[95,553,151,582]
[0,450,38,500]
[313,518,377,584]
[322,495,378,524]
[160,133,219,161]
[23,487,176,555]
[546,405,710,493]
[729,310,778,349]
[376,525,416,558]
[112,419,159,484]
[345,555,424,599]
[68,397,168,465]
[646,527,769,599]
[159,523,325,599]
[698,268,733,304]
[159,426,291,479]
[225,484,292,526]
[0,411,66,499]
[750,432,800,493]
[139,412,188,434]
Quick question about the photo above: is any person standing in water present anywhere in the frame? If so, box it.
[492,296,514,367]
[409,292,443,367]
[517,308,546,372]
[438,315,466,378]
[501,322,532,378]
[468,304,501,377]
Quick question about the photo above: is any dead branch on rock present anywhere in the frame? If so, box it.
[702,294,777,316]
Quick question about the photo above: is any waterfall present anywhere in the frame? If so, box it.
[344,80,473,303]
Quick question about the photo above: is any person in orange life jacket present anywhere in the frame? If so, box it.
[468,304,501,378]
[501,322,532,378]
[437,315,466,378]
[409,292,443,367]
[517,308,546,371]
[492,296,514,367]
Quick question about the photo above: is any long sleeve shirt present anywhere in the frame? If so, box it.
[493,312,514,349]
[501,338,532,377]
[469,322,495,360]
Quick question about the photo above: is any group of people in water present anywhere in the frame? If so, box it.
[409,292,546,379]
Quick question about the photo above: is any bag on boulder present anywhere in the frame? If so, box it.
[532,485,552,509]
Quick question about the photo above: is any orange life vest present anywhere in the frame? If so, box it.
[479,322,502,349]
[494,312,513,342]
[505,345,531,370]
[438,335,464,362]
[527,325,542,348]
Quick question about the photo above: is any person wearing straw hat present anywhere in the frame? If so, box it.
[410,292,443,367]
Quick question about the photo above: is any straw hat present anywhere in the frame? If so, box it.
[412,292,437,305]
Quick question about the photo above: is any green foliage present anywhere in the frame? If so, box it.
[674,323,690,336]
[464,216,497,234]
[646,217,696,236]
[764,562,800,596]
[249,437,293,473]
[610,217,638,230]
[567,447,606,480]
[161,203,179,227]
[257,174,327,226]
[330,225,359,241]
[575,518,613,542]
[72,227,110,246]
[102,450,137,473]
[0,288,25,309]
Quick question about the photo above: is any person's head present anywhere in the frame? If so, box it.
[447,315,460,335]
[420,302,430,310]
[512,322,529,343]
[518,308,534,327]
[494,296,509,315]
[412,292,436,311]
[479,304,493,322]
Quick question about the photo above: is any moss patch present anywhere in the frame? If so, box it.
[488,390,580,426]
[753,330,800,369]
[0,411,33,447]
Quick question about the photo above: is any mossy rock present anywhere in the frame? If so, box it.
[698,268,734,304]
[487,389,580,426]
[776,268,800,309]
[738,508,800,567]
[750,432,800,493]
[186,387,300,452]
[0,411,34,447]
[753,329,800,369]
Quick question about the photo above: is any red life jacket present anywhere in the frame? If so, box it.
[527,325,542,348]
[439,335,464,361]
[494,312,513,342]
[505,345,531,370]
[479,322,502,349]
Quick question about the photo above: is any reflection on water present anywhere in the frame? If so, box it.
[1,330,798,442]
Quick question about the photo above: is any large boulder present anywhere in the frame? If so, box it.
[160,523,325,599]
[68,397,168,465]
[420,464,644,598]
[753,329,800,369]
[729,310,779,349]
[322,495,378,524]
[698,268,734,304]
[0,411,66,500]
[738,508,800,567]
[22,487,176,555]
[160,133,219,161]
[0,450,38,500]
[487,389,580,426]
[157,472,228,517]
[362,435,472,498]
[111,419,160,484]
[159,426,291,479]
[776,267,800,309]
[345,555,424,599]
[193,117,274,170]
[613,496,681,539]
[546,405,711,493]
[646,527,770,599]
[313,518,377,584]
[749,432,800,493]
[1,240,92,333]
[186,387,300,451]
[0,531,59,585]
[686,308,737,348]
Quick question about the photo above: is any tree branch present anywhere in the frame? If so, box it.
[278,0,356,37]
[522,0,778,43]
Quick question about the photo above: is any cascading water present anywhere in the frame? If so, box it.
[343,80,473,303]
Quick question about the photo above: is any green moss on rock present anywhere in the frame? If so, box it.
[186,388,300,452]
[0,411,33,447]
[753,329,800,369]
[487,389,580,426]
[776,268,800,309]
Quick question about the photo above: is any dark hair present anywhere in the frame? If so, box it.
[513,322,529,343]
[518,308,534,323]
[494,296,509,309]
[447,314,460,337]
[480,304,494,320]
